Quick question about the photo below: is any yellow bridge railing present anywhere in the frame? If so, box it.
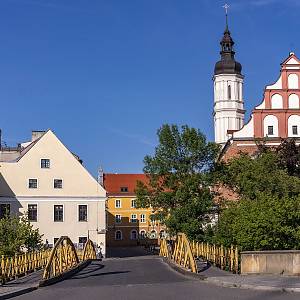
[160,233,197,273]
[0,250,51,284]
[0,236,97,284]
[159,233,239,274]
[42,236,97,280]
[191,241,239,273]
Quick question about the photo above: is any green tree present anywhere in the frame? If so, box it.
[136,124,220,240]
[215,194,300,251]
[0,215,43,256]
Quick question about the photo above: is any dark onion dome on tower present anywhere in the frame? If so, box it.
[214,21,242,76]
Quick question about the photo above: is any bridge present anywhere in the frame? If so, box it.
[0,235,299,300]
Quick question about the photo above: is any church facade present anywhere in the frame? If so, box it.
[213,21,300,159]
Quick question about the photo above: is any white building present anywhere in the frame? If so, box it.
[213,19,245,146]
[0,130,107,255]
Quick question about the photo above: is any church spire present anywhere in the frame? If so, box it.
[214,5,242,75]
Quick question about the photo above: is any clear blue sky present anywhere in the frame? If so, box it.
[1,0,299,175]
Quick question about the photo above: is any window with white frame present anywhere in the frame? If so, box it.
[54,205,63,222]
[28,179,38,189]
[54,179,63,189]
[78,205,88,222]
[131,199,136,208]
[140,214,146,223]
[130,230,138,240]
[115,230,122,240]
[115,199,121,208]
[115,214,122,223]
[130,214,137,223]
[28,204,37,222]
[41,159,50,169]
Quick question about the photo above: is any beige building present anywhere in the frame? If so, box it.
[0,130,107,255]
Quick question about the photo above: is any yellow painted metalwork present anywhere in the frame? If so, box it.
[82,239,97,260]
[159,238,170,258]
[191,241,239,273]
[43,236,79,280]
[0,250,51,284]
[160,233,239,274]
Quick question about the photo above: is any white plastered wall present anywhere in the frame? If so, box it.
[288,115,300,137]
[263,115,279,137]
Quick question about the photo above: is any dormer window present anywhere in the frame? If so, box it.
[120,187,128,192]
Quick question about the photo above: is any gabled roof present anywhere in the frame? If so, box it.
[281,52,300,66]
[103,173,148,196]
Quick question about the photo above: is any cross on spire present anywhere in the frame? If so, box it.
[222,3,230,30]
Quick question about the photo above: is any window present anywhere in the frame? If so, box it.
[292,125,298,135]
[78,205,88,222]
[0,204,10,219]
[140,230,146,239]
[140,214,146,223]
[115,230,122,240]
[131,199,136,208]
[41,159,50,169]
[28,204,37,221]
[130,214,137,223]
[28,179,38,189]
[130,230,137,240]
[79,237,87,244]
[54,205,63,222]
[120,187,128,192]
[54,238,59,245]
[54,179,63,189]
[115,214,122,223]
[115,199,121,208]
[268,126,274,136]
[228,84,231,100]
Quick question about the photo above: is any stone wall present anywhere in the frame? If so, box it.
[241,250,300,275]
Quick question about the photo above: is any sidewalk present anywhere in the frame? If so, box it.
[200,264,300,293]
[0,270,42,299]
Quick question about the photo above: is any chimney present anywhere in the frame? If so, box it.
[31,130,46,142]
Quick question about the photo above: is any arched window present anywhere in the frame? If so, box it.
[288,115,300,137]
[288,74,299,89]
[271,94,283,109]
[288,94,300,108]
[228,84,231,100]
[130,230,138,240]
[115,230,122,241]
[263,115,279,137]
[140,230,146,239]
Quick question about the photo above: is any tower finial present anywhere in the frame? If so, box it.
[222,3,230,31]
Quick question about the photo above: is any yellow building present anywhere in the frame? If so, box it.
[103,174,165,247]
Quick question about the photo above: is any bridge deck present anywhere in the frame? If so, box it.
[11,255,298,300]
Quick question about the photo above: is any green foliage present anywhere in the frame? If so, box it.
[216,151,300,200]
[0,215,43,256]
[136,124,220,240]
[215,195,300,251]
[214,146,300,250]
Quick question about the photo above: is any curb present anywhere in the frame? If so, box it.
[161,257,300,293]
[205,277,300,293]
[39,259,92,287]
[0,286,38,300]
[162,257,206,280]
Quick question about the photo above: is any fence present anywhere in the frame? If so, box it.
[0,249,51,284]
[191,241,239,273]
[159,234,240,274]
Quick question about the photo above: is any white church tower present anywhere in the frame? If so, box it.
[213,12,245,145]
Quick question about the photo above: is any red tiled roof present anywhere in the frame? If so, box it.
[103,173,149,196]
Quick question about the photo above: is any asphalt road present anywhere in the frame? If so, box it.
[14,257,299,300]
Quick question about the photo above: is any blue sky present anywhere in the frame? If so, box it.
[0,0,300,175]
